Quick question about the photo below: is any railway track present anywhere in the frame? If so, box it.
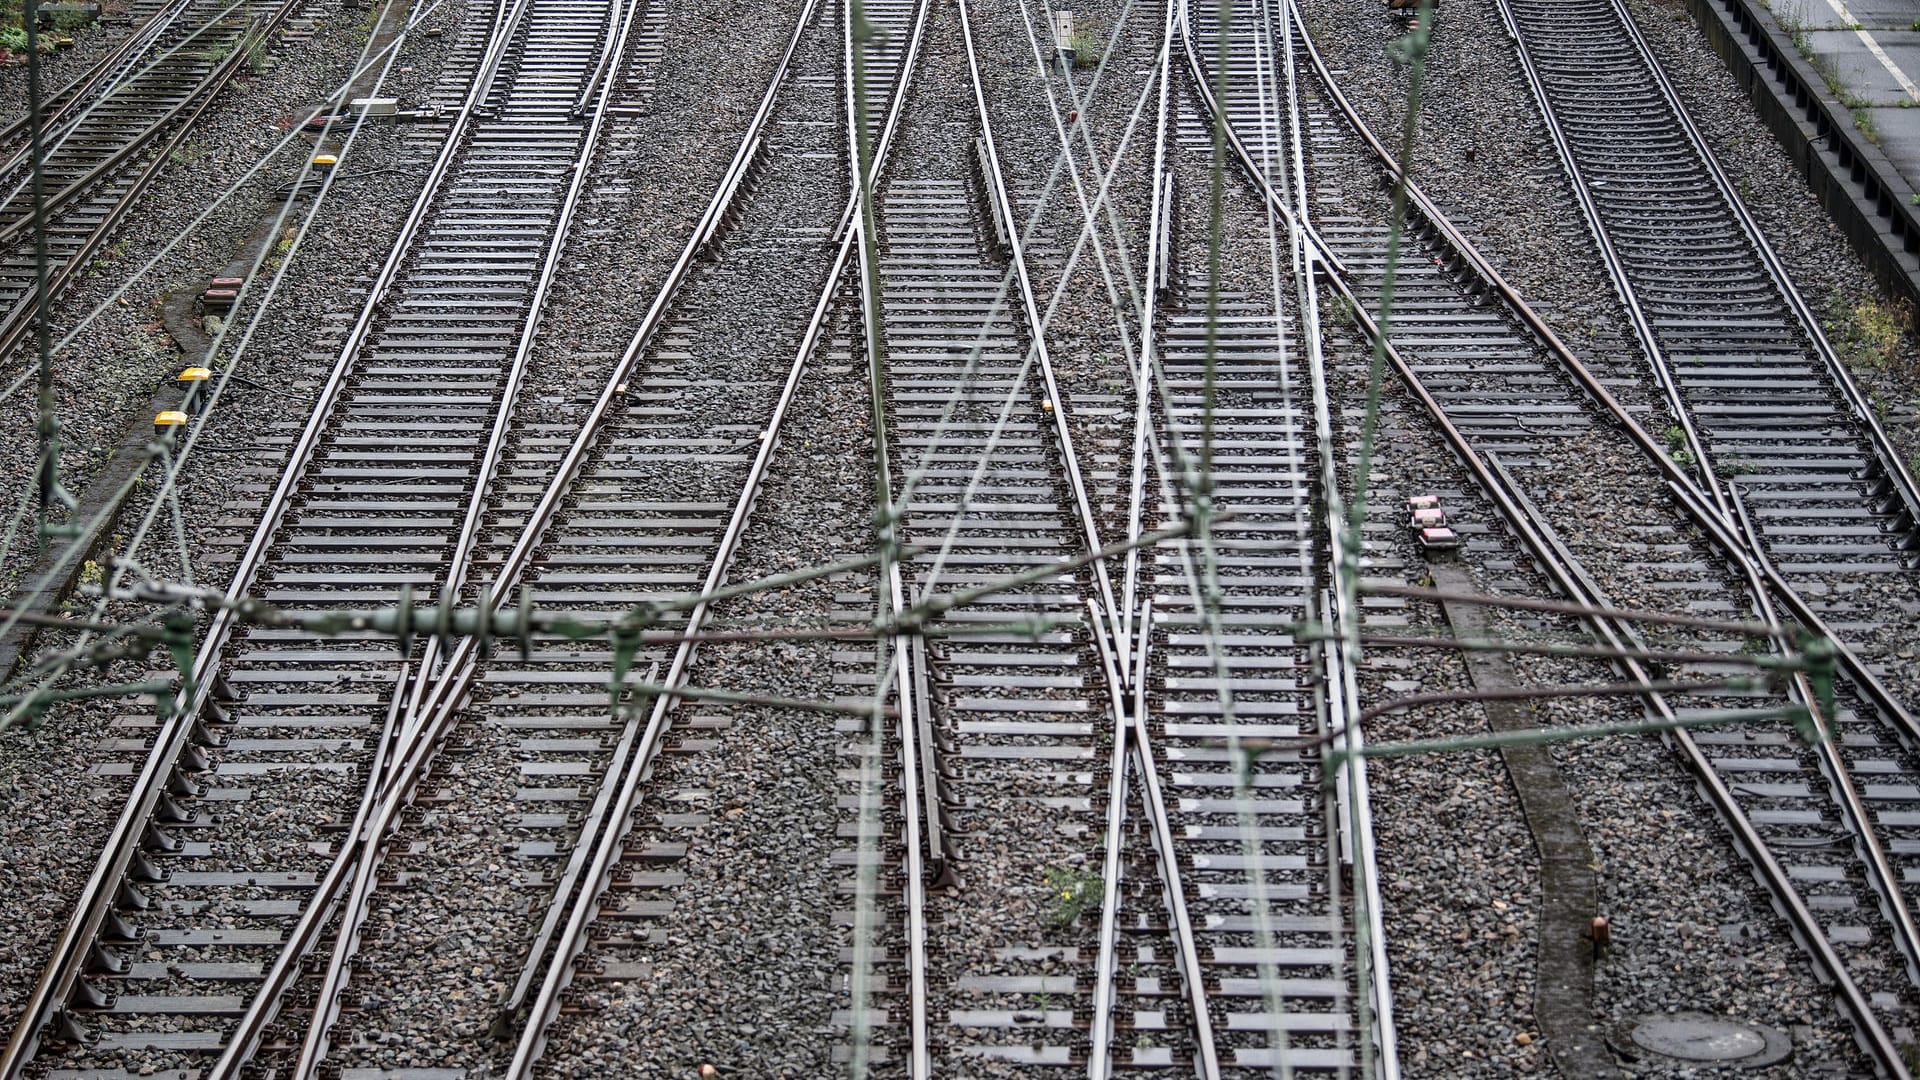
[854,0,1400,1072]
[1486,0,1920,1059]
[1221,0,1920,1071]
[0,0,190,162]
[0,0,301,359]
[458,0,913,1072]
[0,0,638,1069]
[283,0,940,1073]
[1497,0,1920,588]
[5,0,1919,1074]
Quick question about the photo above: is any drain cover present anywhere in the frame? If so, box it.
[1621,1014,1791,1067]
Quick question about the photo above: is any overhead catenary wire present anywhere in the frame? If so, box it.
[0,0,455,643]
[0,0,438,716]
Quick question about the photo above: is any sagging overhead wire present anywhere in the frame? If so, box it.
[0,0,446,721]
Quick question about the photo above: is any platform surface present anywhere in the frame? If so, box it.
[1788,0,1920,197]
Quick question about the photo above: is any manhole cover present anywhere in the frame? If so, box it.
[1619,1013,1791,1068]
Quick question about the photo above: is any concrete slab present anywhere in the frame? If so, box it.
[1815,0,1920,29]
[1802,28,1920,101]
[1875,36,1920,83]
[1806,29,1905,99]
[1866,101,1920,169]
[1777,0,1854,30]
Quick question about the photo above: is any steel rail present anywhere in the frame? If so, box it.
[1085,604,1136,1080]
[0,21,263,360]
[1281,0,1918,735]
[1087,596,1225,1080]
[0,0,524,1065]
[492,3,936,1073]
[1492,0,1920,996]
[1483,457,1913,1080]
[1595,0,1920,537]
[392,0,928,737]
[110,0,529,1056]
[492,660,650,1024]
[960,4,1225,1073]
[1172,0,1913,1068]
[1091,7,1214,1071]
[1237,9,1910,1068]
[215,0,825,1068]
[394,0,636,750]
[956,0,1119,646]
[1175,5,1402,1072]
[0,11,257,246]
[0,0,191,170]
[252,2,647,1073]
[1730,483,1920,989]
[449,0,849,1023]
[957,0,1191,929]
[1483,0,1728,522]
[277,662,412,1080]
[1300,2,1913,1065]
[351,0,914,1046]
[1283,145,1911,1069]
[1122,601,1223,1077]
[1120,0,1176,667]
[843,0,932,1067]
[0,0,334,273]
[1260,1,1396,1072]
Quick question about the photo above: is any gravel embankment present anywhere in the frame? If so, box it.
[331,0,853,1072]
[0,0,466,1038]
[1325,321,1871,1077]
[1293,1,1880,1070]
[0,13,123,133]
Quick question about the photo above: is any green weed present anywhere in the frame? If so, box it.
[1664,425,1697,467]
[1774,0,1814,59]
[1852,106,1880,143]
[1042,865,1102,927]
[1831,292,1907,369]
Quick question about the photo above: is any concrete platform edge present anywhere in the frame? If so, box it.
[1682,0,1920,309]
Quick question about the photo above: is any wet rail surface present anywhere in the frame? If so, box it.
[1487,0,1920,1052]
[0,0,302,357]
[10,0,1920,1074]
[1498,0,1920,585]
[2,0,630,1071]
[1262,0,1920,1066]
[1131,89,1366,1075]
